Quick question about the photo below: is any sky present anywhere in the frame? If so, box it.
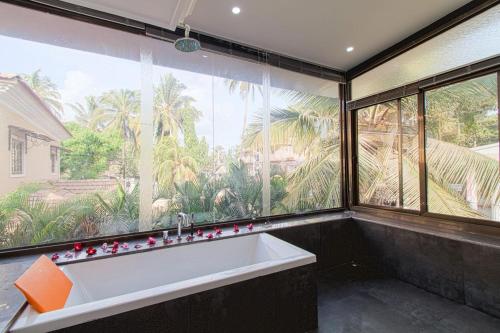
[0,34,292,151]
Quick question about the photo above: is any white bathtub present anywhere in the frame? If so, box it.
[11,233,316,333]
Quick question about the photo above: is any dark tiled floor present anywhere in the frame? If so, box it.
[317,265,500,333]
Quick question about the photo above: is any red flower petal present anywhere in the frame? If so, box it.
[74,242,83,252]
[86,247,97,255]
[233,224,239,233]
[247,223,253,230]
[111,247,118,254]
[147,237,156,245]
[121,242,129,249]
[206,233,213,239]
[51,253,59,261]
[196,229,203,237]
[215,228,222,235]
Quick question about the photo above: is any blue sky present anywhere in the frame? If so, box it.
[0,35,290,151]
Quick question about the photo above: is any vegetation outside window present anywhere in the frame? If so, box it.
[268,74,342,213]
[425,73,499,221]
[356,96,419,209]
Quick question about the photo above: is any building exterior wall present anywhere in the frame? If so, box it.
[0,106,61,197]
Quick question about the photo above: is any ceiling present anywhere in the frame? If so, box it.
[61,0,472,70]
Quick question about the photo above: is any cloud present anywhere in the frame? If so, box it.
[60,70,97,120]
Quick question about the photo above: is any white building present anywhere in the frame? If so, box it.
[0,74,71,197]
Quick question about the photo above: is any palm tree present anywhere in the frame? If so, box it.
[214,162,263,220]
[224,79,262,158]
[154,74,198,139]
[69,95,104,130]
[243,90,342,211]
[100,89,141,180]
[100,89,140,143]
[153,136,199,190]
[21,69,64,118]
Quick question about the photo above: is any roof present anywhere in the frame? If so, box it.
[0,73,71,141]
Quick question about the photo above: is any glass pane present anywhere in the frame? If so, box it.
[401,95,420,210]
[425,73,499,221]
[0,3,143,249]
[357,101,400,206]
[269,69,341,214]
[352,4,500,100]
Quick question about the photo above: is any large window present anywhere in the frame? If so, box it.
[0,2,342,250]
[357,96,419,209]
[355,72,500,223]
[425,73,499,221]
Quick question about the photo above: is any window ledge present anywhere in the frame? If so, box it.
[351,208,500,250]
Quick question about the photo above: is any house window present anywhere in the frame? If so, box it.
[11,138,24,176]
[50,146,58,174]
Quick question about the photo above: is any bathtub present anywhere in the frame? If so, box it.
[11,233,316,333]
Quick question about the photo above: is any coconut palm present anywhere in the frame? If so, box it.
[21,69,64,118]
[100,89,141,180]
[69,95,104,131]
[153,136,199,190]
[243,90,342,211]
[224,79,263,147]
[154,73,198,139]
[214,162,263,220]
[100,89,140,145]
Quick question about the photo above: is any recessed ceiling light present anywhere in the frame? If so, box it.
[232,6,241,14]
[346,46,354,53]
[202,54,208,58]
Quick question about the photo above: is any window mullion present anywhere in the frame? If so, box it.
[417,92,427,214]
[397,98,404,207]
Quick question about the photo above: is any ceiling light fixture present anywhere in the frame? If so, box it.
[346,46,354,53]
[202,54,208,58]
[232,6,241,14]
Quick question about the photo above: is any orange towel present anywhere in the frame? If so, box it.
[14,255,73,313]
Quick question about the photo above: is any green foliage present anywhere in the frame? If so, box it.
[61,123,122,179]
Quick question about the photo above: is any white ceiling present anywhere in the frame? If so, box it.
[61,0,471,70]
[61,0,197,30]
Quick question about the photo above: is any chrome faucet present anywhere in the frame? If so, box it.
[177,213,193,239]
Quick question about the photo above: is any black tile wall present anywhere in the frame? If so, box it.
[269,219,355,271]
[353,219,500,317]
[52,264,317,333]
[463,243,500,318]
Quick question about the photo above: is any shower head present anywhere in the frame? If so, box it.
[174,24,201,53]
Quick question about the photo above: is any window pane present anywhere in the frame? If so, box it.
[0,2,143,249]
[401,95,420,210]
[425,73,499,221]
[269,68,341,213]
[357,101,399,206]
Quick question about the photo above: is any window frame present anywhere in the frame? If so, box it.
[351,66,500,227]
[10,137,25,177]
